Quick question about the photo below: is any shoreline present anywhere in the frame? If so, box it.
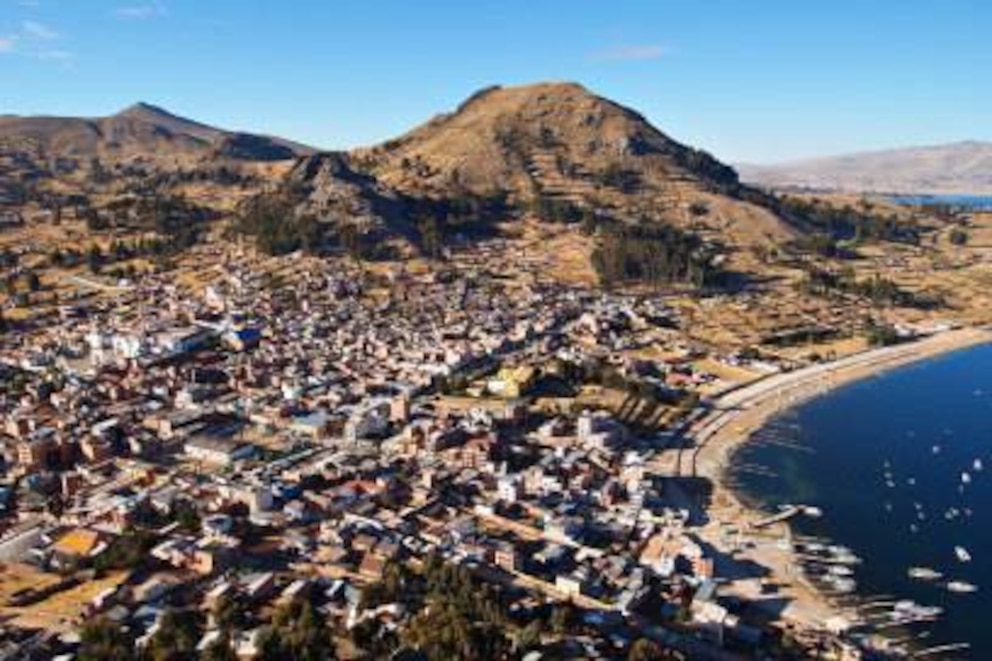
[685,327,992,633]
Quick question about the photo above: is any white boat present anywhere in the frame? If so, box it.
[974,459,984,472]
[961,472,972,485]
[824,576,857,594]
[803,506,823,518]
[908,567,943,581]
[829,565,854,577]
[947,581,978,594]
[893,600,943,619]
[955,546,972,563]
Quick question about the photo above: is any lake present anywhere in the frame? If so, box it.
[731,343,992,658]
[888,194,992,211]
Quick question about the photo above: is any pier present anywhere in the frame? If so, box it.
[749,505,801,529]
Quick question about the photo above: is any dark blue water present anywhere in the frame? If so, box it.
[732,344,992,658]
[888,194,992,211]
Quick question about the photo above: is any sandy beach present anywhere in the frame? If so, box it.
[684,327,992,631]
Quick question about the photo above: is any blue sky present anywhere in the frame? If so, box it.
[0,0,988,163]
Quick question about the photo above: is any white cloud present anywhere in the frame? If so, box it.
[0,18,73,61]
[115,1,167,19]
[37,48,72,61]
[592,44,669,63]
[22,19,58,40]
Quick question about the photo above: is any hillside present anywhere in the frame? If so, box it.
[738,141,992,195]
[360,83,734,206]
[341,83,793,246]
[0,102,312,167]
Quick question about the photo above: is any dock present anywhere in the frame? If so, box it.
[749,505,801,529]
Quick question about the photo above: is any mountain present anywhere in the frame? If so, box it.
[0,102,313,166]
[738,141,992,195]
[359,82,740,207]
[326,82,791,245]
[287,152,406,231]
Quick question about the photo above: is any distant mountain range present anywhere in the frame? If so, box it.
[0,102,313,165]
[737,141,992,195]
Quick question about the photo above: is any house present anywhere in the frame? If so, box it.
[185,435,257,466]
[158,327,217,355]
[486,365,537,398]
[133,574,183,604]
[224,327,261,352]
[555,573,587,597]
[344,400,391,443]
[497,475,522,503]
[291,411,331,441]
[358,551,387,581]
[51,528,111,565]
[493,541,520,573]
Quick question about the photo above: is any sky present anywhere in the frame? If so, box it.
[0,0,989,163]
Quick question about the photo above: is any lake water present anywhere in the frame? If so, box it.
[888,194,992,211]
[731,343,992,658]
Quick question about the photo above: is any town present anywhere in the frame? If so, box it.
[4,223,978,660]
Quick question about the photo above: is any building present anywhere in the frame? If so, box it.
[185,435,257,466]
[487,365,537,399]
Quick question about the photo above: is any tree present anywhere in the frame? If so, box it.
[172,499,201,533]
[590,221,718,289]
[688,201,709,217]
[401,555,511,660]
[94,528,158,572]
[212,593,247,633]
[146,610,204,661]
[200,633,238,661]
[514,620,543,653]
[25,271,41,292]
[949,228,969,246]
[256,599,334,661]
[88,244,104,274]
[866,323,901,348]
[549,603,574,634]
[78,617,133,661]
[416,215,445,260]
[628,638,665,661]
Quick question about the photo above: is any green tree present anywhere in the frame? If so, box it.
[514,620,543,653]
[549,603,574,634]
[25,271,41,292]
[172,499,201,533]
[88,244,105,274]
[146,610,204,661]
[212,593,247,633]
[257,599,334,661]
[416,215,445,260]
[199,633,238,661]
[628,638,666,661]
[78,617,133,661]
[949,228,969,246]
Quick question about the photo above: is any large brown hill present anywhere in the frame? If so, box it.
[0,102,311,167]
[343,82,792,245]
